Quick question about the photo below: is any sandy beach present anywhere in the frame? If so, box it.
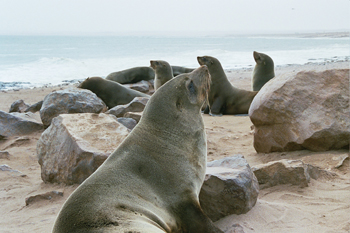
[0,61,349,233]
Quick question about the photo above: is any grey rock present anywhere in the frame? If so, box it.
[0,111,44,137]
[37,113,129,184]
[199,155,259,222]
[117,117,137,131]
[252,159,310,189]
[40,88,107,127]
[107,97,149,118]
[9,99,30,113]
[25,100,43,113]
[123,112,142,123]
[123,80,151,93]
[249,69,350,152]
[0,151,10,159]
[25,191,64,206]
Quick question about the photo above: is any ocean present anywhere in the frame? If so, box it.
[0,35,349,90]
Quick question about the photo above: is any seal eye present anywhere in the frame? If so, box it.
[188,81,196,96]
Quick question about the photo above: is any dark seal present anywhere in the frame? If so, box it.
[252,51,275,91]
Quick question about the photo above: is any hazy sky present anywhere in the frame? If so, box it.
[0,0,349,35]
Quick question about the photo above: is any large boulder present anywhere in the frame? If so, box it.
[40,88,107,127]
[199,155,259,221]
[37,113,129,184]
[0,111,44,137]
[107,97,149,118]
[249,69,350,153]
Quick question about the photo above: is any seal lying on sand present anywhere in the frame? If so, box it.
[78,76,150,109]
[53,66,223,233]
[106,66,195,84]
[150,60,174,90]
[197,55,257,116]
[252,51,275,91]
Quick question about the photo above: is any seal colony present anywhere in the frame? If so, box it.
[197,55,258,116]
[251,51,275,91]
[53,66,223,233]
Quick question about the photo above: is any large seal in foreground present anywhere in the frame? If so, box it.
[106,66,195,84]
[78,76,150,109]
[150,60,174,90]
[252,51,275,91]
[53,66,223,233]
[197,55,257,116]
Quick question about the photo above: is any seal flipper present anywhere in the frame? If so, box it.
[177,200,224,233]
[209,97,224,116]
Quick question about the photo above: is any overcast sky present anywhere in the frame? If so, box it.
[0,0,349,35]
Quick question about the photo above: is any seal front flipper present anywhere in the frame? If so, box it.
[176,199,223,233]
[209,97,224,116]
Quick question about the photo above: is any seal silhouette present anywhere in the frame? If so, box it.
[53,66,223,233]
[251,51,275,91]
[197,55,257,116]
[150,60,174,90]
[78,76,150,109]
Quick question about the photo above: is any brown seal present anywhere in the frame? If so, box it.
[252,51,275,91]
[150,60,174,90]
[53,66,223,233]
[78,76,149,109]
[197,55,257,116]
[106,66,195,84]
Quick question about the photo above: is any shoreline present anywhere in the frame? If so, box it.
[1,60,349,92]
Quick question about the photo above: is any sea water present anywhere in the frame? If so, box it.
[0,35,349,90]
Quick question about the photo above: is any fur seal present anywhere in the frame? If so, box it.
[106,66,154,84]
[53,66,223,233]
[106,66,195,84]
[78,76,150,109]
[150,60,174,90]
[252,51,275,91]
[197,55,257,116]
[171,66,195,76]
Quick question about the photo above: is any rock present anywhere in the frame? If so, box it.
[199,155,259,222]
[123,80,151,93]
[0,164,25,177]
[123,112,143,123]
[25,100,43,113]
[0,151,10,159]
[9,99,30,113]
[0,111,44,137]
[107,97,149,118]
[25,191,63,206]
[219,223,245,233]
[249,69,350,152]
[252,159,310,189]
[40,88,107,127]
[117,117,137,131]
[37,113,129,184]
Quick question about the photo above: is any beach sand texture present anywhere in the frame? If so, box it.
[0,61,349,233]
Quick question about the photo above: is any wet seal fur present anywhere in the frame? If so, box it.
[106,66,195,84]
[150,60,174,90]
[78,76,150,109]
[252,51,275,91]
[53,66,223,233]
[197,55,257,116]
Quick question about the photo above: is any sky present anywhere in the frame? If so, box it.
[0,0,349,36]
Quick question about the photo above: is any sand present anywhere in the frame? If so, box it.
[0,61,349,233]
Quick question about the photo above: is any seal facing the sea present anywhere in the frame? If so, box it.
[53,66,224,233]
[252,51,275,91]
[78,76,149,109]
[197,55,257,116]
[150,60,174,90]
